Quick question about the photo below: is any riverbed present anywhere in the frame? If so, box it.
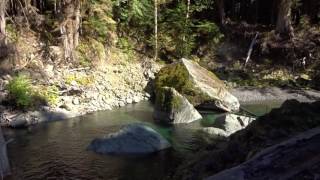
[3,101,282,180]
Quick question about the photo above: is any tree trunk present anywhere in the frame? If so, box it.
[154,0,158,61]
[216,0,225,25]
[0,0,6,44]
[183,0,190,42]
[61,0,80,62]
[74,0,80,47]
[276,0,294,38]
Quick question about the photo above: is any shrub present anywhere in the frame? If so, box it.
[35,85,59,106]
[7,75,61,108]
[117,37,135,60]
[7,75,34,108]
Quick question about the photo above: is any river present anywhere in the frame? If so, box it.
[3,101,282,180]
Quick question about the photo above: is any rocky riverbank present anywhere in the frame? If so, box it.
[231,87,320,104]
[0,60,161,127]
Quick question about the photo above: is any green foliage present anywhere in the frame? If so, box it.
[82,0,116,42]
[7,75,33,108]
[113,0,153,27]
[113,0,222,60]
[7,75,61,108]
[299,15,311,28]
[35,85,59,106]
[65,74,94,86]
[117,37,135,60]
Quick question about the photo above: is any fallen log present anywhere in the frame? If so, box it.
[244,33,259,68]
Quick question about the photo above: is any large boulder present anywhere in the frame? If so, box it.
[206,127,320,180]
[155,58,239,112]
[214,114,255,136]
[87,124,171,155]
[153,87,202,124]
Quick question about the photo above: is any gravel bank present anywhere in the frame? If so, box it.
[231,87,320,104]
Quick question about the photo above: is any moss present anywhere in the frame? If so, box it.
[155,63,211,105]
[76,38,106,67]
[34,85,59,106]
[6,24,19,42]
[65,74,94,86]
[155,88,182,112]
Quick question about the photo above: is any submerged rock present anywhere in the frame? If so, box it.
[200,114,255,137]
[153,87,202,124]
[87,124,171,155]
[200,127,228,137]
[155,58,239,112]
[214,114,255,136]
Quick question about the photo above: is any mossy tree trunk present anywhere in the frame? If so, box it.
[60,0,80,62]
[276,0,294,38]
[0,0,6,45]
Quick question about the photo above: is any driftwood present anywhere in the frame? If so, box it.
[0,127,10,179]
[206,127,320,180]
[244,33,259,68]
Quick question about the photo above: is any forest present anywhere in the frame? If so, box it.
[0,0,320,179]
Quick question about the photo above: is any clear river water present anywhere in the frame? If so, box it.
[3,101,282,180]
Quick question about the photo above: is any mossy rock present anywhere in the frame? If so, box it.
[153,87,202,124]
[155,87,183,112]
[155,59,240,112]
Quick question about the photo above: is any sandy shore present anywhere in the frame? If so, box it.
[231,87,320,104]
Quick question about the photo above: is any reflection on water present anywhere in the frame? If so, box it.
[3,101,282,180]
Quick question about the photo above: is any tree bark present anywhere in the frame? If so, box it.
[0,0,7,44]
[276,0,294,38]
[216,0,225,25]
[60,0,80,62]
[154,0,158,61]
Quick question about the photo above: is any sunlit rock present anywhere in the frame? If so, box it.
[155,58,240,112]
